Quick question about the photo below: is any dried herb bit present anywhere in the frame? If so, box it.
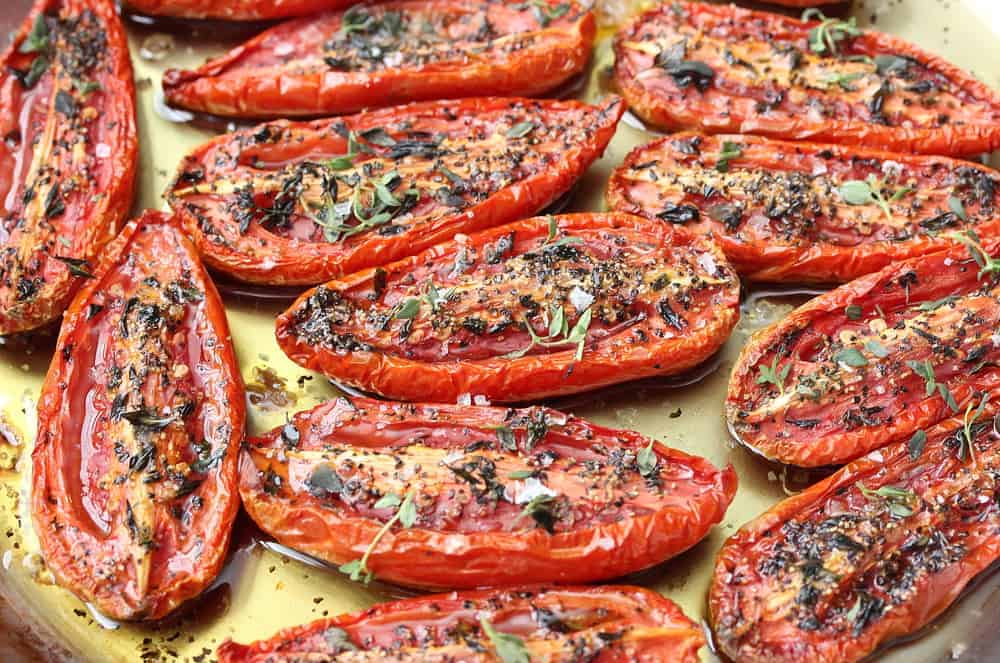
[308,463,343,496]
[505,121,536,139]
[636,441,657,477]
[514,0,570,28]
[874,54,913,77]
[190,446,225,473]
[714,141,742,173]
[802,9,861,56]
[756,356,791,395]
[908,429,927,460]
[121,408,177,430]
[480,618,530,663]
[915,295,957,312]
[657,202,700,224]
[824,71,865,91]
[858,482,918,518]
[339,490,416,584]
[322,627,359,654]
[495,425,517,451]
[838,175,912,224]
[960,396,988,466]
[52,256,94,279]
[660,59,715,92]
[519,493,558,534]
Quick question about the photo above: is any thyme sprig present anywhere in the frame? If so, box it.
[802,9,861,56]
[950,229,1000,280]
[756,355,791,395]
[505,302,593,360]
[838,174,913,224]
[338,490,416,584]
[306,169,419,242]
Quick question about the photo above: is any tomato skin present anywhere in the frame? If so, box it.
[709,416,999,663]
[124,0,352,21]
[166,97,624,285]
[239,396,736,589]
[31,212,245,621]
[0,0,137,335]
[162,0,596,118]
[614,1,1000,155]
[727,238,1000,467]
[218,584,706,662]
[275,212,741,403]
[607,133,1000,284]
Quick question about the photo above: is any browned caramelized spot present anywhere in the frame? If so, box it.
[286,225,731,361]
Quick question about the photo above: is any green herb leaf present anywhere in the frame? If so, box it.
[845,304,863,320]
[948,195,968,222]
[52,255,94,279]
[874,54,912,76]
[338,559,370,583]
[756,356,791,394]
[322,627,359,653]
[908,430,927,460]
[21,54,49,88]
[864,340,889,358]
[374,492,402,510]
[328,155,355,170]
[568,307,592,360]
[308,463,343,495]
[858,482,917,518]
[397,492,417,528]
[939,384,959,412]
[906,359,937,396]
[480,618,530,663]
[834,347,868,367]
[394,298,421,319]
[714,141,742,173]
[19,13,49,54]
[838,180,875,206]
[916,296,957,312]
[507,470,534,480]
[496,426,517,451]
[636,441,657,477]
[506,121,536,139]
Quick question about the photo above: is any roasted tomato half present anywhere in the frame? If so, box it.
[166,97,623,285]
[31,212,245,621]
[218,584,706,662]
[613,2,1000,155]
[125,0,353,21]
[710,415,999,663]
[276,212,741,403]
[1,0,137,335]
[162,0,596,118]
[727,235,1000,467]
[607,133,1000,284]
[239,396,736,589]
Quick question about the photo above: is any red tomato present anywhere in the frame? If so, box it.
[166,97,624,285]
[607,133,1000,284]
[31,212,245,620]
[239,396,736,589]
[218,584,706,662]
[727,235,1000,467]
[710,415,999,663]
[613,1,1000,155]
[0,0,137,334]
[125,0,353,21]
[275,212,741,403]
[162,0,596,118]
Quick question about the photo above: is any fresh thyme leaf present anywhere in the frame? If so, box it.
[858,482,917,518]
[394,298,420,319]
[916,296,957,312]
[948,195,968,222]
[374,492,402,509]
[397,492,417,528]
[834,347,868,367]
[939,384,959,412]
[906,359,937,396]
[480,618,530,663]
[908,430,927,460]
[21,54,49,88]
[328,155,355,170]
[506,121,536,139]
[864,340,889,358]
[308,463,343,495]
[845,304,863,319]
[519,493,557,533]
[802,9,860,56]
[20,13,49,54]
[838,180,875,205]
[825,71,865,91]
[636,441,657,477]
[756,356,791,394]
[507,470,534,480]
[714,141,742,173]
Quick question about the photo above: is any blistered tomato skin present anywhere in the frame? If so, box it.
[31,212,245,621]
[124,0,353,21]
[727,238,1000,467]
[162,0,596,118]
[166,97,624,285]
[218,585,706,662]
[613,1,1000,155]
[608,133,1000,284]
[710,417,999,663]
[275,212,741,403]
[0,0,137,335]
[239,397,736,589]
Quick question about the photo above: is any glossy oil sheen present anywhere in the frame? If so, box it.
[0,0,998,661]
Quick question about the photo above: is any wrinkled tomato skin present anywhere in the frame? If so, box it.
[125,0,352,21]
[607,133,1000,284]
[727,238,1000,467]
[163,0,596,118]
[710,417,999,663]
[239,397,736,590]
[0,0,137,335]
[275,213,741,403]
[31,212,245,621]
[614,2,1000,155]
[218,585,706,662]
[166,97,624,285]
